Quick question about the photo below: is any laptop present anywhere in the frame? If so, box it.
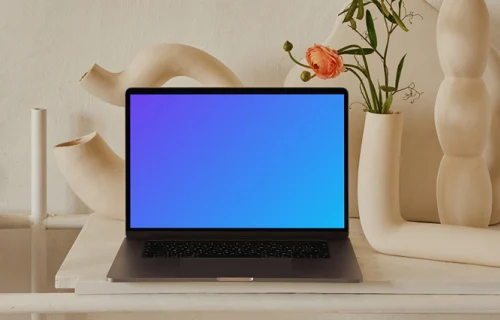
[107,87,362,283]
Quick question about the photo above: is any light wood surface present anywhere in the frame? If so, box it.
[56,213,500,295]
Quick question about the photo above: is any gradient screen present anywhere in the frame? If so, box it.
[129,93,345,229]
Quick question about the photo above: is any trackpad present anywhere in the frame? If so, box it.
[179,258,292,278]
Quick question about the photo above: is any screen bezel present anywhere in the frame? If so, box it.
[126,87,349,240]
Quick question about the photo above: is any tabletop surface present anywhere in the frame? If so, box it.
[56,213,500,295]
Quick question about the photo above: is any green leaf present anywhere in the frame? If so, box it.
[369,80,380,113]
[356,0,365,19]
[358,65,369,77]
[371,0,397,24]
[378,83,383,111]
[343,0,359,23]
[366,10,377,49]
[360,83,373,112]
[380,0,391,16]
[395,54,406,89]
[383,92,394,113]
[338,44,363,53]
[338,48,375,55]
[350,18,357,30]
[346,67,373,112]
[399,0,403,14]
[391,7,409,31]
[338,1,370,16]
[380,85,397,92]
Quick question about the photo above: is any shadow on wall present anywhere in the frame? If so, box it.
[248,57,290,87]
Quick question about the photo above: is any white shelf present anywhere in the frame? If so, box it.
[2,293,500,314]
[56,213,500,296]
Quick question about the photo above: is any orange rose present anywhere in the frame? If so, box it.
[306,45,345,79]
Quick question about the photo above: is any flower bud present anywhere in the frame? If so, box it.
[300,71,312,82]
[283,41,293,52]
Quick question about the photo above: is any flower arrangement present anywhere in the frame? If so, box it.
[284,0,422,114]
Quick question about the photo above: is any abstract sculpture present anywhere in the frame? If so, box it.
[55,43,243,220]
[79,43,243,107]
[53,133,125,221]
[358,112,500,268]
[435,0,492,228]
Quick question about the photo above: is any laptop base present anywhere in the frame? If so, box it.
[107,238,362,283]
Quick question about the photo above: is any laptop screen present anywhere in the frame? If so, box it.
[128,91,346,229]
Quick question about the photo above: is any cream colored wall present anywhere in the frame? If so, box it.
[1,0,499,216]
[1,0,500,319]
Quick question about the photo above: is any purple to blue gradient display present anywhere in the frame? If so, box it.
[130,93,345,229]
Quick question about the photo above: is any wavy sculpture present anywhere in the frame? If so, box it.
[79,43,243,106]
[54,133,125,221]
[358,0,500,267]
[55,43,244,220]
[358,113,500,267]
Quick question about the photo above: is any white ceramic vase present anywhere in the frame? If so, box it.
[358,112,500,267]
[435,0,492,228]
[54,133,125,221]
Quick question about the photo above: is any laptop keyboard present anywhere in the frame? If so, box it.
[142,240,330,259]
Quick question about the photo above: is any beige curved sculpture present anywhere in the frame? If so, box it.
[57,43,244,220]
[358,113,500,267]
[79,43,244,107]
[54,133,125,221]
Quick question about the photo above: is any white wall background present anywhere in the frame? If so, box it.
[1,0,500,319]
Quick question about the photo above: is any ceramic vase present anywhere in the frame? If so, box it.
[435,0,492,228]
[358,113,406,241]
[53,133,125,221]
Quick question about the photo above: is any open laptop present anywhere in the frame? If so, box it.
[107,87,362,283]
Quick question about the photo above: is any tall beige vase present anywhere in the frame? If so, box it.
[435,0,492,228]
[358,112,500,267]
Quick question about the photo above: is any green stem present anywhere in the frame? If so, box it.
[344,64,368,78]
[346,68,373,112]
[382,18,392,99]
[394,84,411,94]
[288,51,310,69]
[346,44,380,112]
[350,27,384,59]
